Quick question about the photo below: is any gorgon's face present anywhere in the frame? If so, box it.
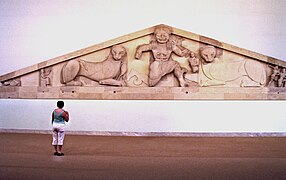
[155,31,170,44]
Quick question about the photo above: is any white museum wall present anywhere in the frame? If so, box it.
[1,99,286,132]
[0,0,286,132]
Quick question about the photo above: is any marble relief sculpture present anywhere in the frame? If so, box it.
[2,78,21,86]
[61,45,127,86]
[199,46,267,87]
[58,26,273,89]
[188,52,200,73]
[278,68,286,87]
[40,67,52,87]
[268,65,280,87]
[135,26,191,87]
[1,24,286,100]
[268,66,286,87]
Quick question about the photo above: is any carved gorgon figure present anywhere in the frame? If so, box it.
[61,45,127,86]
[135,26,190,87]
[199,45,266,87]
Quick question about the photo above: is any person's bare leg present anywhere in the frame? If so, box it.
[58,145,63,155]
[52,130,58,155]
[57,131,65,155]
[53,145,58,152]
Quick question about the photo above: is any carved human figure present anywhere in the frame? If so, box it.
[278,67,286,87]
[188,52,200,73]
[199,46,266,87]
[61,45,127,86]
[268,65,280,87]
[3,78,21,86]
[40,68,52,87]
[135,26,190,87]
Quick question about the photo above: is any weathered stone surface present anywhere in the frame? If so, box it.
[0,24,285,100]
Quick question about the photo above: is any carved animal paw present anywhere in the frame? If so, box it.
[119,81,127,87]
[74,81,83,86]
[179,80,188,87]
[185,79,199,87]
[66,80,82,86]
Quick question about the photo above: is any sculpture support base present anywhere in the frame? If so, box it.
[1,86,286,100]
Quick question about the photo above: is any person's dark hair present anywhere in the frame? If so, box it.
[57,101,64,108]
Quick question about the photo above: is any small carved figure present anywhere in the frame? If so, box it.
[40,68,52,87]
[199,46,266,87]
[268,65,280,87]
[2,78,21,86]
[188,52,200,73]
[135,25,190,87]
[61,45,127,86]
[278,67,286,87]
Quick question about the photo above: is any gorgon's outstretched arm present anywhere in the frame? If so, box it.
[135,44,151,59]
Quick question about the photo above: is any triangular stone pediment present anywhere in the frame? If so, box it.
[1,24,286,100]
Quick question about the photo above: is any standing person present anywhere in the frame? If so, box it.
[52,101,69,156]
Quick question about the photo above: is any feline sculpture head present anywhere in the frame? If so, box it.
[111,45,126,61]
[200,46,217,63]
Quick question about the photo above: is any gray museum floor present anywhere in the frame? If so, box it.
[1,133,286,180]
